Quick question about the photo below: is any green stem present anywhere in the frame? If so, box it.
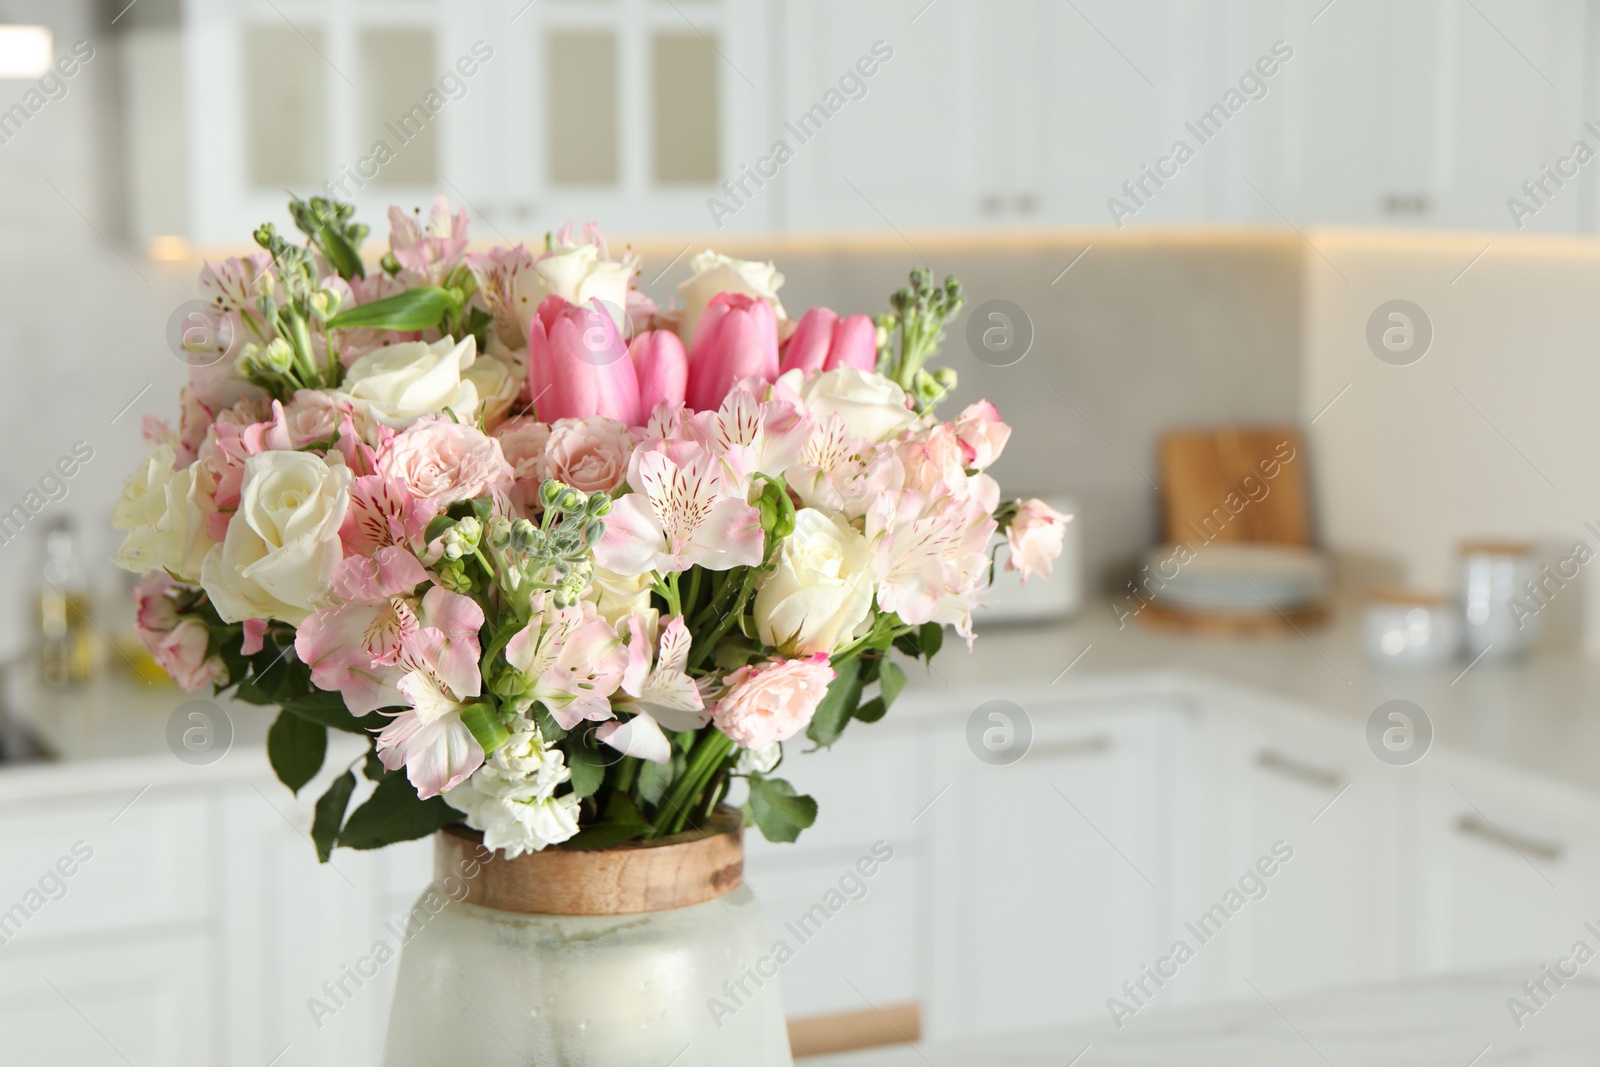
[683,567,703,622]
[687,568,759,673]
[654,731,735,835]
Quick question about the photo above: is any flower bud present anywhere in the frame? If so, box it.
[261,338,295,373]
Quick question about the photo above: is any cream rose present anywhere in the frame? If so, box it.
[111,445,214,582]
[200,451,351,623]
[584,564,654,628]
[464,351,522,430]
[754,508,874,655]
[515,241,637,329]
[782,367,918,444]
[337,336,481,428]
[677,251,786,344]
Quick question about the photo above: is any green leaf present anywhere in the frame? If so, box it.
[637,749,684,807]
[424,515,455,544]
[337,771,460,851]
[879,660,907,708]
[281,691,390,734]
[311,770,357,863]
[363,750,386,780]
[460,702,510,756]
[566,740,606,799]
[747,776,817,844]
[920,622,944,658]
[568,793,652,850]
[327,286,456,331]
[807,656,864,748]
[267,711,327,795]
[853,697,888,723]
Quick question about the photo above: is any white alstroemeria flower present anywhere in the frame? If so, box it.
[593,449,765,577]
[596,615,708,764]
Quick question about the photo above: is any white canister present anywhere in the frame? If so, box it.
[1459,541,1536,661]
[1362,590,1461,669]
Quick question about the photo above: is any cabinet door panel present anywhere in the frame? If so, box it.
[924,700,1179,1039]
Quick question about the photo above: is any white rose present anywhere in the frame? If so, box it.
[515,241,637,329]
[754,508,874,656]
[337,336,481,428]
[584,564,654,628]
[463,352,521,430]
[200,451,351,624]
[677,251,786,344]
[111,446,213,582]
[782,367,918,444]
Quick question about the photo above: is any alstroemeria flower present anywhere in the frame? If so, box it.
[594,449,764,576]
[597,615,707,763]
[375,666,483,799]
[866,489,996,645]
[387,194,470,285]
[505,596,630,729]
[689,386,812,494]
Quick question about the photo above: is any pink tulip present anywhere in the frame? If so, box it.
[686,293,779,412]
[780,307,877,375]
[629,329,688,419]
[527,296,640,425]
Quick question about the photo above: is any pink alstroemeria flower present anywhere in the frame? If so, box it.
[505,596,630,730]
[375,667,483,799]
[685,293,779,413]
[527,295,641,426]
[596,615,707,763]
[593,449,765,577]
[387,194,470,285]
[779,307,877,375]
[688,386,812,493]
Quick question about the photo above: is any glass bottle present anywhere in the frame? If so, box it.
[36,517,94,688]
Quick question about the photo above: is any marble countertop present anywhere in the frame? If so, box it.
[813,971,1600,1066]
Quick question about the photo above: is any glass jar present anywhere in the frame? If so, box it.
[383,810,793,1066]
[36,516,94,688]
[1459,540,1535,661]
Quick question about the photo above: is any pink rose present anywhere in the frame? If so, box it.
[133,570,181,652]
[711,655,836,749]
[283,390,367,448]
[496,416,552,510]
[155,618,227,693]
[379,417,513,506]
[543,416,636,494]
[949,401,1011,472]
[1006,498,1071,582]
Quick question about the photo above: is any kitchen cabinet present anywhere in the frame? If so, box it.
[1413,753,1600,974]
[921,694,1182,1038]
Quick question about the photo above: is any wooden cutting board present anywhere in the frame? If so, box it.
[1149,426,1322,634]
[1159,426,1310,547]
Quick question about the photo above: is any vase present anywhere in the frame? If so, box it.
[381,808,794,1066]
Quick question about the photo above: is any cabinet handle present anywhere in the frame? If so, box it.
[1029,734,1114,760]
[1255,748,1345,790]
[1455,815,1564,864]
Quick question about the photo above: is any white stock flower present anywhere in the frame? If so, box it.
[677,251,786,344]
[445,727,580,858]
[336,336,482,428]
[200,451,351,624]
[754,507,875,656]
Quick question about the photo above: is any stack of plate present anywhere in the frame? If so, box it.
[1143,543,1329,616]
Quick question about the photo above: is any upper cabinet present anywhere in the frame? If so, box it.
[125,0,1600,243]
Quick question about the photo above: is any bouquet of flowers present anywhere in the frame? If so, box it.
[112,195,1069,860]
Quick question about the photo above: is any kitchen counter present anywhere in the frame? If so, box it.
[811,970,1600,1065]
[928,596,1600,796]
[8,595,1600,799]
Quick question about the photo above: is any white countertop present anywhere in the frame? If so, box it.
[812,970,1600,1065]
[7,596,1600,800]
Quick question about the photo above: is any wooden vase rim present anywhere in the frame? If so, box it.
[434,807,744,916]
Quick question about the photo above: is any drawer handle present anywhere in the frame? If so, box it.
[1255,749,1345,790]
[1029,734,1114,760]
[1456,815,1564,864]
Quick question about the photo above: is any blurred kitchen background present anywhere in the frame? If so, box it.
[9,0,1600,1063]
